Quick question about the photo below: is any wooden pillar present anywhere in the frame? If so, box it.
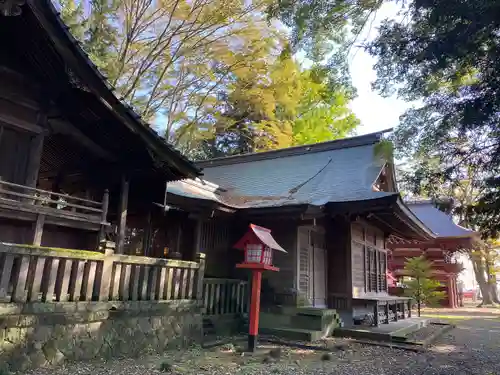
[195,252,206,302]
[447,277,454,308]
[32,214,45,246]
[99,189,109,243]
[194,219,202,255]
[116,176,129,254]
[25,132,44,189]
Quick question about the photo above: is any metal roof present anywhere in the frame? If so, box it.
[168,132,396,208]
[407,201,475,238]
[198,132,392,208]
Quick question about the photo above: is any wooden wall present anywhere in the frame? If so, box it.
[0,68,44,187]
[350,220,387,298]
[200,219,236,278]
[326,216,352,306]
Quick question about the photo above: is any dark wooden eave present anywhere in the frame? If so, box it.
[327,194,435,241]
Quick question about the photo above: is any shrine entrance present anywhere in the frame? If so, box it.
[297,226,328,308]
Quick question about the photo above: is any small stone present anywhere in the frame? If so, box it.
[33,342,43,350]
[269,348,282,359]
[321,352,333,361]
[159,361,173,372]
[262,356,274,364]
[333,343,349,351]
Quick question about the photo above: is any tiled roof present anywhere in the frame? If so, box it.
[407,200,475,238]
[169,132,395,209]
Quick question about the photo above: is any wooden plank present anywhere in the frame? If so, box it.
[98,252,114,301]
[173,268,181,299]
[187,269,195,300]
[0,253,14,301]
[203,283,210,314]
[71,260,85,301]
[235,282,241,314]
[111,263,121,301]
[12,255,30,302]
[180,268,188,299]
[231,282,237,314]
[157,267,166,300]
[32,214,45,246]
[116,176,129,254]
[208,284,216,315]
[165,268,173,300]
[58,259,72,302]
[131,265,140,301]
[85,261,97,301]
[44,258,59,302]
[214,283,221,314]
[149,267,158,300]
[220,282,226,314]
[121,264,131,300]
[141,266,150,300]
[29,256,45,301]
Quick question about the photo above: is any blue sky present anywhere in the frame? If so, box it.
[348,2,410,135]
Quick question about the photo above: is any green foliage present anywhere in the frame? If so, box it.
[267,0,383,88]
[368,0,500,237]
[57,0,359,159]
[403,256,445,313]
[373,139,394,163]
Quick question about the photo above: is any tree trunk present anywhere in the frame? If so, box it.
[471,253,494,305]
[485,253,500,304]
[417,301,421,317]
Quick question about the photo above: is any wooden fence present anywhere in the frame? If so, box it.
[203,278,248,316]
[0,243,205,303]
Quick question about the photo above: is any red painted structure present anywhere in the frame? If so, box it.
[386,201,476,308]
[234,224,287,351]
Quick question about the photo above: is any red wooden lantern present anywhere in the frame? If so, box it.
[234,224,287,351]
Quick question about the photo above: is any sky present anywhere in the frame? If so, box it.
[348,2,410,136]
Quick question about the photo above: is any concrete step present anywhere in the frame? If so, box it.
[260,327,325,342]
[290,313,342,334]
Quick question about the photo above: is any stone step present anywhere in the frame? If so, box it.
[260,327,325,342]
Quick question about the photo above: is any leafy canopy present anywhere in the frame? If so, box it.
[56,0,360,159]
[367,0,500,237]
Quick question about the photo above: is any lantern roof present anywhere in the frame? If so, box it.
[234,224,287,253]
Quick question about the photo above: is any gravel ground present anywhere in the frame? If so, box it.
[18,308,500,375]
[405,323,448,342]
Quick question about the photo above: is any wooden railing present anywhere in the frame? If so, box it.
[0,177,109,222]
[203,278,248,316]
[0,243,205,303]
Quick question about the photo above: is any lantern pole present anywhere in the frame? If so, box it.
[248,269,262,352]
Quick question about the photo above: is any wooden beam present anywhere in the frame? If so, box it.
[116,175,130,254]
[33,214,45,246]
[49,118,116,161]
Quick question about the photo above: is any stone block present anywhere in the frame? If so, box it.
[29,349,48,368]
[32,326,53,343]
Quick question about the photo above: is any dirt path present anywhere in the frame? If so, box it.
[418,307,500,375]
[19,307,500,375]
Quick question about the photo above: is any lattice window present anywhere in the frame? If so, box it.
[368,247,377,292]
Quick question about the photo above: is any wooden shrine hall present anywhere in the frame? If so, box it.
[387,200,476,308]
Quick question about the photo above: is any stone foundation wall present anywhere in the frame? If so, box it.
[0,300,202,372]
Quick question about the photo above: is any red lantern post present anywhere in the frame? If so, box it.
[233,224,287,351]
